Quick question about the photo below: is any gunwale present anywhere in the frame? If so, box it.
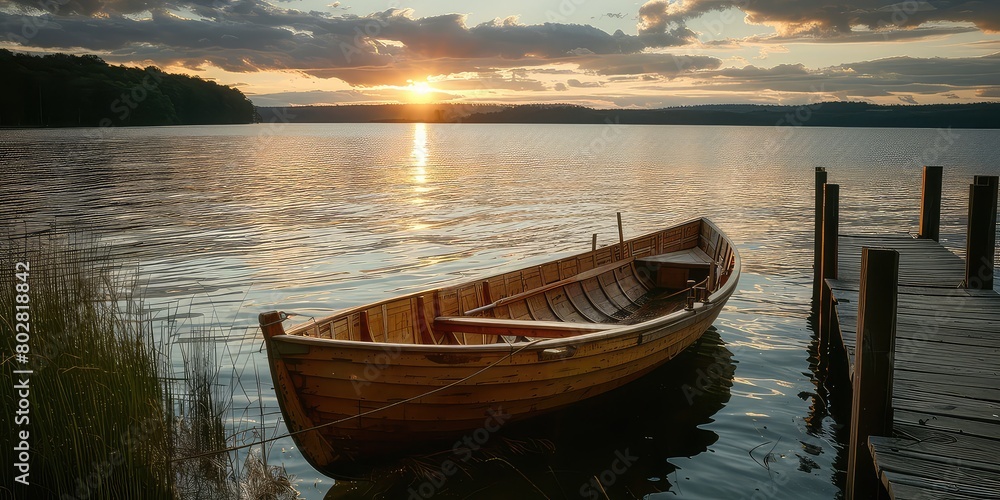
[274,218,740,352]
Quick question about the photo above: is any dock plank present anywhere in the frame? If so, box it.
[894,378,1000,403]
[892,423,1000,469]
[885,482,984,500]
[828,230,1000,500]
[895,369,1000,391]
[837,235,966,287]
[870,438,1000,498]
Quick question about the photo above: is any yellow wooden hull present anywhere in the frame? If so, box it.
[260,218,740,475]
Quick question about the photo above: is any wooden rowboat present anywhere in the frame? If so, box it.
[259,217,739,475]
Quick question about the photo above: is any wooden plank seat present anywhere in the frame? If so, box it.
[636,247,713,268]
[433,316,620,339]
[636,247,713,290]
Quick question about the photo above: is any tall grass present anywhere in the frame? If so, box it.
[1,232,297,499]
[1,233,172,498]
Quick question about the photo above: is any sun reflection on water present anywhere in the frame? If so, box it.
[410,123,431,200]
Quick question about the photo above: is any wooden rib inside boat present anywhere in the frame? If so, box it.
[259,217,740,475]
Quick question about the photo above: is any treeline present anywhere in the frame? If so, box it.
[461,102,1000,128]
[260,101,1000,129]
[0,50,255,127]
[257,103,508,124]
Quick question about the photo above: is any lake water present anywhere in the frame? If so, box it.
[2,123,999,499]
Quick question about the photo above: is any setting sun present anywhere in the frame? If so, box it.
[412,82,432,94]
[406,81,436,102]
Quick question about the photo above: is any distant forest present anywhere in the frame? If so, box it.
[0,50,254,127]
[258,101,1000,129]
[257,103,509,124]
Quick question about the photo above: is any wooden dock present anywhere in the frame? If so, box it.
[814,168,1000,500]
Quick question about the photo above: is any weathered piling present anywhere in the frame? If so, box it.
[845,248,899,500]
[814,167,828,299]
[966,175,999,290]
[819,183,839,336]
[822,184,840,285]
[918,166,943,241]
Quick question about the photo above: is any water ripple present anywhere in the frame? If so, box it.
[3,124,999,499]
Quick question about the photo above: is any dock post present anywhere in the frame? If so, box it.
[918,166,943,241]
[819,184,839,337]
[846,248,899,500]
[966,175,999,290]
[592,233,598,252]
[814,167,828,300]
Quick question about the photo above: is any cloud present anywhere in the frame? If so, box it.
[838,53,1000,87]
[755,44,788,57]
[575,53,723,76]
[634,0,1000,40]
[0,2,709,86]
[0,0,148,16]
[664,53,1000,99]
[247,88,457,106]
[3,0,998,105]
[566,78,601,88]
[715,64,809,78]
[966,39,1000,49]
[743,25,981,44]
[636,0,720,35]
[977,87,1000,98]
[431,71,548,91]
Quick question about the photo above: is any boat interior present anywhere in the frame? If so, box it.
[284,219,736,345]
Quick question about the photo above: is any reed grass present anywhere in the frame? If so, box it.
[1,231,298,499]
[1,232,172,498]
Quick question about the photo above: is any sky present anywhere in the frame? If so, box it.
[2,0,1000,108]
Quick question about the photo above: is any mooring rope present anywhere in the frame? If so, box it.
[170,336,544,463]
